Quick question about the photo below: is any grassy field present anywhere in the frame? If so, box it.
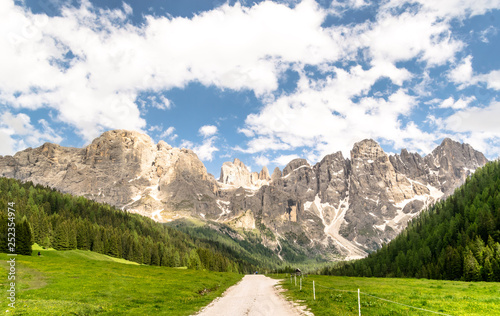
[272,274,500,316]
[0,245,243,315]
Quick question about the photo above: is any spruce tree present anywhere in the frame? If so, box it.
[464,249,481,281]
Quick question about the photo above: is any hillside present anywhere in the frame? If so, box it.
[0,246,243,315]
[0,177,262,273]
[321,160,500,281]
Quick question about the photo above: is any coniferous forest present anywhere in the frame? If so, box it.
[321,160,500,282]
[0,177,257,273]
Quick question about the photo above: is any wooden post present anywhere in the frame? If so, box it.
[300,278,302,290]
[358,288,361,316]
[313,281,316,300]
[295,274,296,286]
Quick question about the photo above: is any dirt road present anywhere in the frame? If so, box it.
[195,275,306,316]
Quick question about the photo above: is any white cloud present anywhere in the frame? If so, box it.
[240,62,419,158]
[362,10,464,66]
[199,125,218,138]
[0,0,343,144]
[382,0,500,19]
[444,101,500,135]
[0,111,63,154]
[476,70,500,90]
[273,154,301,166]
[160,126,176,139]
[254,155,270,167]
[449,56,500,91]
[448,56,475,88]
[1,0,498,161]
[443,101,500,157]
[139,95,172,110]
[195,137,219,161]
[180,135,219,161]
[479,26,498,43]
[149,125,162,132]
[0,128,16,155]
[438,96,476,110]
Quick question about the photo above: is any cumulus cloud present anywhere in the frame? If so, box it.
[0,111,63,154]
[186,137,219,161]
[441,101,500,157]
[448,56,475,88]
[449,56,500,91]
[273,154,301,166]
[444,101,500,135]
[199,125,218,138]
[254,155,270,167]
[0,0,342,145]
[1,0,499,161]
[476,70,500,90]
[362,10,464,66]
[438,96,476,110]
[240,62,420,157]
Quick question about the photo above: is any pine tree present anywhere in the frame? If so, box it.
[188,249,202,270]
[16,218,33,255]
[463,250,481,281]
[173,250,181,267]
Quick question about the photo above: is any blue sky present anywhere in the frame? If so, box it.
[1,0,500,177]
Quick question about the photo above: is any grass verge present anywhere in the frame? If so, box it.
[271,274,500,315]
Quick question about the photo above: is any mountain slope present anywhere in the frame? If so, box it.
[0,130,488,260]
[0,177,261,272]
[321,160,500,281]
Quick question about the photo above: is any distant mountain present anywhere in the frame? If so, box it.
[0,130,488,261]
[322,160,500,281]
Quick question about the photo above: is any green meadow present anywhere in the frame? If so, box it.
[274,274,500,316]
[0,245,243,315]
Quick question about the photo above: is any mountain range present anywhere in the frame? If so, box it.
[0,130,488,260]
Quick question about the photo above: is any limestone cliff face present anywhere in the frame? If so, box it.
[219,158,270,188]
[0,131,488,260]
[255,138,487,259]
[0,130,219,221]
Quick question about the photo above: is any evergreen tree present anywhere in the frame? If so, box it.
[12,218,33,255]
[464,249,481,281]
[188,249,202,270]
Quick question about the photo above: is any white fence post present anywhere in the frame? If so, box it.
[358,288,361,316]
[313,281,316,300]
[295,274,296,286]
[300,278,302,290]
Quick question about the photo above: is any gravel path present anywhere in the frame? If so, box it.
[195,275,306,316]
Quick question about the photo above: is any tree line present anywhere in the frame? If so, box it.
[320,160,500,282]
[0,177,257,273]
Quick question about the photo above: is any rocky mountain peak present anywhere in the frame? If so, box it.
[283,158,310,177]
[233,158,246,168]
[271,167,282,181]
[351,139,386,161]
[219,158,270,189]
[259,166,271,181]
[157,140,172,151]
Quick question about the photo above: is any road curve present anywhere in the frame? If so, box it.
[195,275,305,316]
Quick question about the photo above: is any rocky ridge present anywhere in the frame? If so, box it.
[219,158,270,189]
[0,130,488,260]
